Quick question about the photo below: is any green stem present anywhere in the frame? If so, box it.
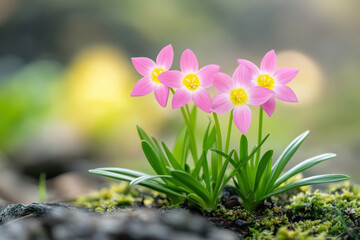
[170,88,198,163]
[212,112,222,169]
[224,110,233,154]
[255,107,264,166]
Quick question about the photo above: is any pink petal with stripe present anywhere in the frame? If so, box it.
[156,44,174,70]
[247,86,274,106]
[261,97,276,117]
[211,94,233,114]
[233,105,252,134]
[172,87,192,109]
[233,64,252,88]
[131,57,156,76]
[198,64,220,88]
[260,50,277,74]
[274,67,299,84]
[275,85,298,102]
[154,84,169,107]
[158,70,183,88]
[131,77,154,96]
[213,72,234,93]
[180,49,199,73]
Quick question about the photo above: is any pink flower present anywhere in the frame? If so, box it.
[211,65,273,134]
[131,44,174,107]
[237,50,298,117]
[158,49,220,113]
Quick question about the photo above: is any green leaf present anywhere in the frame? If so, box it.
[151,137,170,169]
[92,167,147,178]
[248,133,270,160]
[266,131,309,191]
[202,121,211,150]
[141,140,168,175]
[170,170,211,203]
[162,142,183,170]
[201,151,211,191]
[260,174,350,201]
[210,149,231,159]
[136,125,153,145]
[214,150,234,197]
[188,193,207,208]
[173,125,189,167]
[272,153,336,190]
[89,169,186,198]
[130,175,172,186]
[191,151,205,178]
[254,150,273,192]
[239,135,248,161]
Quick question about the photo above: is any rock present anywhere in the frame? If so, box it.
[0,203,93,225]
[221,186,241,209]
[0,206,238,240]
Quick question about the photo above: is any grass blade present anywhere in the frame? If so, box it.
[162,142,183,170]
[170,170,211,203]
[272,153,337,190]
[130,175,172,186]
[254,150,273,192]
[142,140,168,175]
[89,169,187,198]
[260,174,350,201]
[266,131,309,191]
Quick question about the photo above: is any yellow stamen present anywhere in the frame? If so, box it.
[151,68,165,84]
[230,88,248,105]
[257,74,275,90]
[183,73,200,91]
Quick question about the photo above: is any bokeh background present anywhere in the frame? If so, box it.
[0,0,359,204]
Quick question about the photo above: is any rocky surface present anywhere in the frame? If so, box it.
[0,203,238,240]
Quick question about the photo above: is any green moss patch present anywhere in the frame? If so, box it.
[74,181,360,239]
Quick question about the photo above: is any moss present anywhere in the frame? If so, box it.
[73,181,360,239]
[74,182,169,212]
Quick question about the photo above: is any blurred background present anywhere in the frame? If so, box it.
[0,0,359,204]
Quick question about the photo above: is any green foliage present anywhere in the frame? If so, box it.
[90,121,242,210]
[217,131,350,211]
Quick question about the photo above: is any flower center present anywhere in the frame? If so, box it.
[151,68,165,84]
[182,73,200,91]
[257,74,275,90]
[230,88,248,105]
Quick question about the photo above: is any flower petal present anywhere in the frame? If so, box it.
[154,84,169,107]
[275,85,298,102]
[233,105,252,134]
[131,77,154,96]
[237,59,260,76]
[247,86,274,105]
[132,57,156,76]
[198,64,220,88]
[192,88,212,113]
[233,64,252,88]
[261,97,276,117]
[211,94,233,114]
[274,67,299,84]
[156,44,174,70]
[172,87,192,109]
[213,72,234,93]
[260,50,277,74]
[158,70,183,88]
[180,49,198,73]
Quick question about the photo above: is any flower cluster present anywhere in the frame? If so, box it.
[131,44,298,134]
[90,44,349,212]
